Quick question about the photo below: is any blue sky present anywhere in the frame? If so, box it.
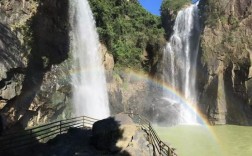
[139,0,162,16]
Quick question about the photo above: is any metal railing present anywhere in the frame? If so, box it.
[0,114,177,156]
[125,113,177,156]
[0,116,97,151]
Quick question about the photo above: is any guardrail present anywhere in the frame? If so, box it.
[125,113,177,156]
[0,114,177,156]
[0,116,97,151]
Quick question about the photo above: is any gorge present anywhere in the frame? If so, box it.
[0,1,251,155]
[0,0,251,155]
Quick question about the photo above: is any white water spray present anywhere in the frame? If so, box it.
[163,4,200,124]
[70,0,110,119]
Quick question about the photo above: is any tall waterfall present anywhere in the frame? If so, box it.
[70,0,110,119]
[163,4,200,124]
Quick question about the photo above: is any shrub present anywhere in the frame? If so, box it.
[88,0,165,70]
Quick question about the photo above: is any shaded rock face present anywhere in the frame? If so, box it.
[92,114,136,152]
[0,24,25,102]
[0,0,70,130]
[161,6,177,40]
[24,0,71,126]
[198,0,252,125]
[0,0,35,130]
[91,114,152,155]
[0,1,32,104]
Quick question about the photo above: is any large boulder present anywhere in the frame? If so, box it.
[91,113,138,152]
[91,113,153,155]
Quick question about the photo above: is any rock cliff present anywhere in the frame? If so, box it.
[0,0,71,131]
[198,0,252,125]
[0,0,251,130]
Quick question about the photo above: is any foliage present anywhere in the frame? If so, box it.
[203,1,239,29]
[161,0,190,14]
[160,0,190,39]
[88,0,165,70]
[204,2,222,28]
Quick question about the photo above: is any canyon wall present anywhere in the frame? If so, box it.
[0,0,251,131]
[0,0,71,131]
[198,0,252,125]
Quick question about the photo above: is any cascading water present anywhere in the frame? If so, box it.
[69,0,110,119]
[163,4,200,124]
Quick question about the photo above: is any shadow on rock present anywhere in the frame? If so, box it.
[0,23,24,71]
[90,114,152,156]
[0,0,69,131]
[91,114,134,155]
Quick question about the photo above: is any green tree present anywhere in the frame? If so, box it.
[88,0,165,71]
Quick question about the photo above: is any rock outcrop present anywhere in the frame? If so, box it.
[198,0,252,125]
[107,70,153,117]
[0,0,71,131]
[100,44,115,71]
[92,114,151,155]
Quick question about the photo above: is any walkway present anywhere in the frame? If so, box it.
[0,113,177,156]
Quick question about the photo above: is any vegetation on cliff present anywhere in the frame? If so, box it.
[160,0,190,39]
[161,0,191,14]
[88,0,165,71]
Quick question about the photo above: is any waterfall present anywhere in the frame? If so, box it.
[69,0,110,119]
[163,4,200,124]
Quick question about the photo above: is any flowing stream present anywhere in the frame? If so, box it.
[70,0,110,119]
[163,4,200,124]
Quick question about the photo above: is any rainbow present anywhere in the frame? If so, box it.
[67,68,225,155]
[118,69,226,155]
[69,68,209,124]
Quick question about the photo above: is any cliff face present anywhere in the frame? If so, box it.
[0,0,36,103]
[1,0,251,130]
[1,0,162,131]
[88,0,166,120]
[198,0,252,124]
[0,0,71,131]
